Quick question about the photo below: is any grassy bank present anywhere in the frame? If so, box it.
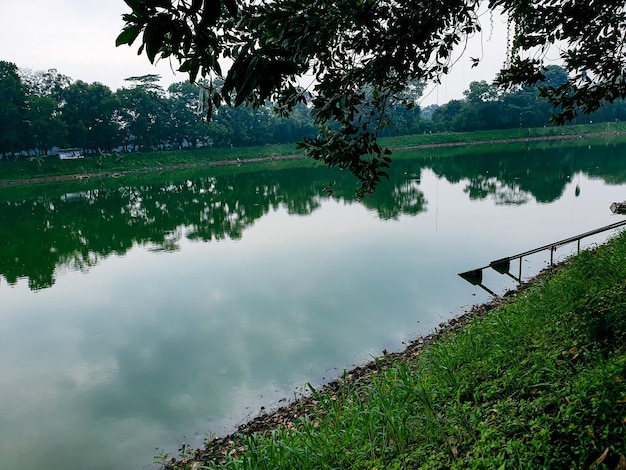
[380,121,626,149]
[0,142,304,184]
[2,122,626,185]
[172,231,626,469]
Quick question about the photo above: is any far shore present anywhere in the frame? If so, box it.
[1,129,624,188]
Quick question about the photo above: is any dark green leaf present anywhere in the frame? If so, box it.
[200,0,221,27]
[116,25,143,47]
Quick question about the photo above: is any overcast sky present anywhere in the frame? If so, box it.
[0,0,509,106]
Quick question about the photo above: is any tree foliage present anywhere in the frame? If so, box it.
[62,81,121,152]
[0,61,28,155]
[0,62,321,158]
[117,0,626,193]
[2,58,625,168]
[494,0,626,124]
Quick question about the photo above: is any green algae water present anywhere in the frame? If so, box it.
[2,137,626,469]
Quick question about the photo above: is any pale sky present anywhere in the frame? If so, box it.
[0,0,509,105]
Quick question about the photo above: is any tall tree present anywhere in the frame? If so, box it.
[431,100,464,131]
[117,75,169,150]
[20,68,71,100]
[26,94,68,155]
[0,61,28,158]
[20,68,71,154]
[167,80,208,148]
[61,81,120,152]
[118,0,626,193]
[269,102,317,143]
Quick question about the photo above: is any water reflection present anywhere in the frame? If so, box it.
[3,139,626,292]
[0,164,426,290]
[2,138,626,469]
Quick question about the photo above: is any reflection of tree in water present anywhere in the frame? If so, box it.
[427,140,626,204]
[362,177,427,219]
[3,139,626,291]
[0,164,427,291]
[463,177,531,205]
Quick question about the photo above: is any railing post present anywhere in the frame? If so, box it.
[459,219,626,291]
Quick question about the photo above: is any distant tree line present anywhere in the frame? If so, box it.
[0,61,320,158]
[2,60,626,160]
[423,66,626,133]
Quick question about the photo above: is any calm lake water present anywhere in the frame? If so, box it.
[2,136,626,469]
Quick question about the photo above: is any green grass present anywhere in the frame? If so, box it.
[170,231,626,469]
[3,122,626,184]
[0,143,304,183]
[379,121,626,149]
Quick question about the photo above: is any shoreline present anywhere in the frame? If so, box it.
[168,268,553,468]
[0,154,303,188]
[3,129,624,467]
[1,131,623,188]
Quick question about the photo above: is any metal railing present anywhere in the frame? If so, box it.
[459,218,626,295]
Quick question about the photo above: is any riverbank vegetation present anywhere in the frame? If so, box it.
[2,122,626,186]
[169,231,626,469]
[2,59,626,165]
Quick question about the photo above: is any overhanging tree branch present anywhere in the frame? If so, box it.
[118,0,626,193]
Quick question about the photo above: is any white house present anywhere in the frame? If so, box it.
[58,148,84,160]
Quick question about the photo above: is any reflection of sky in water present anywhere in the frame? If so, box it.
[1,166,626,469]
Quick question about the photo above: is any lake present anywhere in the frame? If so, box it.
[2,136,626,469]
